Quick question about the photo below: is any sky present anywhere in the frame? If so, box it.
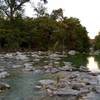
[25,0,100,39]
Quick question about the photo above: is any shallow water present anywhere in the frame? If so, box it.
[0,53,100,100]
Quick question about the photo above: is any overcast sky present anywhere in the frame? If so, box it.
[25,0,100,39]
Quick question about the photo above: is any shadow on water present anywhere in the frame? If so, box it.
[65,54,88,68]
[94,54,100,69]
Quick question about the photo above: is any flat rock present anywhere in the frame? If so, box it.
[39,79,55,85]
[54,89,79,96]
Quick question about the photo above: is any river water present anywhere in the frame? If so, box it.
[0,52,100,100]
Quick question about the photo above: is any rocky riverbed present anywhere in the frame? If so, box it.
[0,51,100,100]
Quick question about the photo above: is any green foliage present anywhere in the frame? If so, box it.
[0,7,90,52]
[62,17,90,52]
[94,33,100,50]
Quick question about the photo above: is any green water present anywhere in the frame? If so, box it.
[0,53,100,100]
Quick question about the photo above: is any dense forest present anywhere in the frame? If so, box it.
[0,0,90,52]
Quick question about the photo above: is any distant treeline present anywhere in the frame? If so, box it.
[0,0,90,52]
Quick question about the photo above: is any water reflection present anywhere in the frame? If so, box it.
[87,56,100,73]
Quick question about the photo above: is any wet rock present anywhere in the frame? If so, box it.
[4,53,13,58]
[71,83,85,90]
[0,82,10,90]
[33,69,43,74]
[68,50,77,55]
[94,86,100,93]
[63,62,72,66]
[15,52,29,61]
[97,75,100,85]
[34,58,40,62]
[32,54,39,58]
[12,64,23,68]
[0,71,10,79]
[59,65,72,71]
[54,88,79,96]
[94,50,100,55]
[34,85,42,90]
[24,63,35,71]
[39,79,55,85]
[82,92,97,100]
[45,68,59,73]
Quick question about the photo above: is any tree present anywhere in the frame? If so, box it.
[0,0,47,21]
[62,17,90,52]
[33,2,47,17]
[0,0,30,21]
[50,8,64,21]
[94,32,100,50]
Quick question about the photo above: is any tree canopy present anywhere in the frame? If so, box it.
[0,1,90,52]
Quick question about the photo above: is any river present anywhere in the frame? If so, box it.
[0,52,100,100]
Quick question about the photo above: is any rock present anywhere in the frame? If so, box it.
[0,82,10,90]
[94,50,100,55]
[69,74,77,79]
[34,85,42,90]
[59,65,72,71]
[63,62,72,66]
[24,63,34,71]
[34,69,43,74]
[39,79,55,85]
[15,52,29,61]
[0,69,5,72]
[32,54,39,58]
[45,68,59,73]
[94,86,100,93]
[4,53,13,58]
[54,88,79,96]
[12,65,23,68]
[71,83,85,90]
[0,71,9,79]
[68,50,77,55]
[49,54,61,60]
[82,92,97,100]
[97,75,100,85]
[34,58,40,62]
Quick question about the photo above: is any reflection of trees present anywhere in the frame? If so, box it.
[94,55,100,68]
[65,54,88,68]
